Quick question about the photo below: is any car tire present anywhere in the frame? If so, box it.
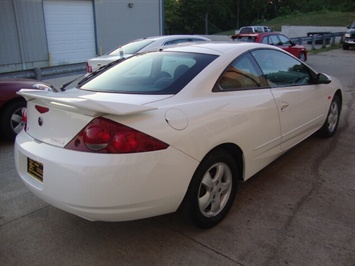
[0,99,26,141]
[343,43,349,50]
[299,52,306,62]
[179,149,239,228]
[317,95,341,138]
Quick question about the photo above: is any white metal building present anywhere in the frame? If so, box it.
[0,0,163,73]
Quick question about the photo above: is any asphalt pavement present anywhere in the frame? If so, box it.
[0,48,354,266]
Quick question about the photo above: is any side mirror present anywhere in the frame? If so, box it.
[317,73,331,84]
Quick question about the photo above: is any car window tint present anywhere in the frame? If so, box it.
[109,39,155,55]
[235,36,256,42]
[213,53,267,92]
[251,49,311,87]
[261,36,269,44]
[80,52,217,94]
[164,39,189,46]
[240,27,253,33]
[278,35,291,45]
[269,35,280,45]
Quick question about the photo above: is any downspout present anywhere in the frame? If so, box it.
[92,0,99,55]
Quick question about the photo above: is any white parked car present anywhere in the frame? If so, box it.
[86,35,211,73]
[15,42,342,228]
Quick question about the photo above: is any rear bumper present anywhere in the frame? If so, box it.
[14,131,199,221]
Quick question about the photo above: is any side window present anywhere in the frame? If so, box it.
[269,35,280,45]
[251,49,311,87]
[278,35,291,45]
[213,53,267,92]
[261,36,269,44]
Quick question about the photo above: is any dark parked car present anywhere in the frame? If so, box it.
[232,32,308,61]
[343,21,355,50]
[0,78,56,140]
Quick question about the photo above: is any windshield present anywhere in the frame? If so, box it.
[80,51,217,94]
[109,39,155,56]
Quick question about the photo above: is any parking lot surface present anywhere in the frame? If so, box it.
[1,48,354,266]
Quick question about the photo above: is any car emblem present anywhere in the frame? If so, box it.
[38,117,43,126]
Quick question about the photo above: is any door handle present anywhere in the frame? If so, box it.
[280,102,289,111]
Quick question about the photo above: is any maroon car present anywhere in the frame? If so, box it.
[0,78,56,140]
[232,32,308,62]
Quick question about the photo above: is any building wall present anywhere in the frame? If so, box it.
[0,0,48,72]
[94,0,163,55]
[0,0,163,73]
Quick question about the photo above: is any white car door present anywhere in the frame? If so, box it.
[211,52,281,178]
[251,49,326,150]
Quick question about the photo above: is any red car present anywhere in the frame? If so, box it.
[232,32,308,62]
[0,78,56,141]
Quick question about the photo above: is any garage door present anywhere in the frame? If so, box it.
[43,0,96,65]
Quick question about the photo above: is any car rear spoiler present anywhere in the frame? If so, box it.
[17,89,157,116]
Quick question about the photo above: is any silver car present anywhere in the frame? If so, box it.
[86,35,211,73]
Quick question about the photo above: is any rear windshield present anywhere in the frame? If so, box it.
[109,39,155,56]
[239,27,253,33]
[80,51,217,94]
[234,36,256,42]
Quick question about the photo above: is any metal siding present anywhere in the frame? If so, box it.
[43,0,96,65]
[0,0,21,65]
[94,0,161,55]
[17,0,48,62]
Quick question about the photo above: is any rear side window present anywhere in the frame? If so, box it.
[80,52,217,94]
[239,27,253,33]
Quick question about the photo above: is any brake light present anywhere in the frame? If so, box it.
[22,108,27,131]
[65,117,169,153]
[86,62,92,73]
[35,105,49,114]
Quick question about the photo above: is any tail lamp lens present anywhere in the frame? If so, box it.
[22,108,27,131]
[86,62,92,73]
[65,117,169,153]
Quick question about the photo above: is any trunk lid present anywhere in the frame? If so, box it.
[19,88,171,147]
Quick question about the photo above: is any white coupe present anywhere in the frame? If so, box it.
[15,42,343,228]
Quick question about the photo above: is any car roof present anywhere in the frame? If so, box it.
[232,32,282,39]
[162,41,276,55]
[132,35,211,42]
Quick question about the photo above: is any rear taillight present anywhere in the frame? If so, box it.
[65,117,169,153]
[86,62,92,73]
[22,108,27,131]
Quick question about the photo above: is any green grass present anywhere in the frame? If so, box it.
[262,11,355,31]
[217,11,355,35]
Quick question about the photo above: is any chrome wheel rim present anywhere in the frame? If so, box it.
[198,162,232,217]
[327,101,339,133]
[11,107,25,134]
